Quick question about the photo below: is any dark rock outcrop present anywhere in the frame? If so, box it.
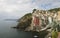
[16,13,32,31]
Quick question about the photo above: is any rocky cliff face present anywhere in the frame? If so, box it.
[15,8,60,31]
[16,13,32,31]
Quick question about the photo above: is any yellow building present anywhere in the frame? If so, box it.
[57,11,60,21]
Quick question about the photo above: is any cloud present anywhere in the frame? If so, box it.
[35,0,60,9]
[0,0,38,19]
[0,0,60,19]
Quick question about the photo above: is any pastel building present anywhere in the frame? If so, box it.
[31,9,48,32]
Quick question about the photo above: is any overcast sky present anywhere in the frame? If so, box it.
[0,0,60,19]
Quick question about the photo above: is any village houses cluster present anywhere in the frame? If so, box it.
[31,9,60,32]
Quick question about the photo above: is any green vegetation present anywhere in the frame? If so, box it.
[52,30,58,38]
[48,8,60,12]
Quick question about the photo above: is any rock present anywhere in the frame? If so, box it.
[16,13,32,31]
[11,27,19,29]
[13,8,60,32]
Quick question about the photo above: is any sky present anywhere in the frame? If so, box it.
[0,0,60,19]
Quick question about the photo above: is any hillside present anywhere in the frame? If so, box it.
[14,8,60,31]
[16,13,32,30]
[48,8,60,12]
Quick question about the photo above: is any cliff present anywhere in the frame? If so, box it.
[14,8,60,31]
[16,13,32,31]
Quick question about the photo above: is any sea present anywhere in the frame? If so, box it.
[0,19,33,38]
